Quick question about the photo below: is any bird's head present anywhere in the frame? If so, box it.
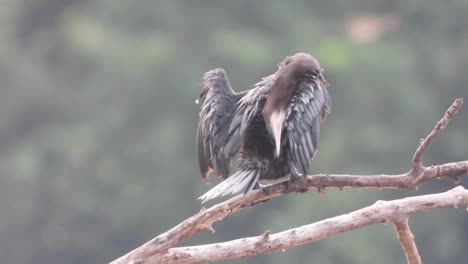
[285,53,327,85]
[263,53,327,157]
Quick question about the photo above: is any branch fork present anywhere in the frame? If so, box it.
[111,98,466,264]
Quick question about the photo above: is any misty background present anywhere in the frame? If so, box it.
[1,0,467,263]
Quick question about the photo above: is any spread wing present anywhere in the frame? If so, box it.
[197,69,241,181]
[285,78,331,178]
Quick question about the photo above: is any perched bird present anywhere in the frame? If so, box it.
[196,53,331,203]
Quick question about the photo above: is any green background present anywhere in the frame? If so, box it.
[1,1,467,263]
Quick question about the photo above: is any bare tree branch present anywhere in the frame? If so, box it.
[412,98,463,171]
[158,187,467,264]
[111,160,468,264]
[392,217,421,264]
[110,98,466,264]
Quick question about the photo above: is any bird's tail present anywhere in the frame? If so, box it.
[198,169,261,203]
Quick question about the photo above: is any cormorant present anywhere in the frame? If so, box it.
[196,53,331,203]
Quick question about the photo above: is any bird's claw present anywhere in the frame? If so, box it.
[259,183,271,195]
[283,176,308,193]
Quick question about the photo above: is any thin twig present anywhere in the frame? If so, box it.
[412,98,463,171]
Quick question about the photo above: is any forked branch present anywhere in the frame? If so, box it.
[159,187,467,264]
[111,99,466,264]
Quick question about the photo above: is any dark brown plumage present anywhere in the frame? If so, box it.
[196,53,331,202]
[262,54,324,158]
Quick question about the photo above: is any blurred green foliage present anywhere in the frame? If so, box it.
[0,0,467,263]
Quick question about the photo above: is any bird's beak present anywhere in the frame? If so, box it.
[268,110,285,158]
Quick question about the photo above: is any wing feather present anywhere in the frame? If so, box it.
[223,74,277,158]
[197,68,240,181]
[286,80,331,178]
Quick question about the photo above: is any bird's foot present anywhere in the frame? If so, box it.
[282,179,293,193]
[258,183,271,195]
[284,176,308,193]
[253,183,271,203]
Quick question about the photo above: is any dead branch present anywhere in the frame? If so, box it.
[110,98,466,264]
[412,98,463,171]
[158,187,467,264]
[392,217,421,264]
